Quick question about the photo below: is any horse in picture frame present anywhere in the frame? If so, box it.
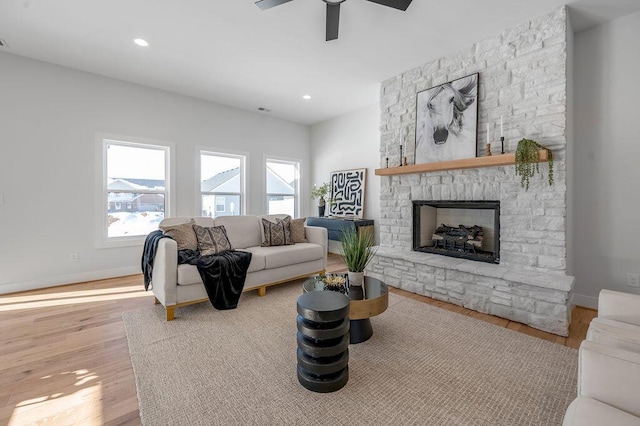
[415,73,478,164]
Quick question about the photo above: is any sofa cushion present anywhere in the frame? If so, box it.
[177,264,202,286]
[246,243,323,269]
[215,216,262,249]
[289,217,308,243]
[241,250,266,273]
[160,219,198,251]
[193,224,234,255]
[261,217,294,247]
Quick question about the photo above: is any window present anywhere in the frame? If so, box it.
[266,159,299,217]
[215,197,225,213]
[201,151,245,218]
[102,139,170,241]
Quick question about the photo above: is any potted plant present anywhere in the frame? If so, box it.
[515,138,554,190]
[311,182,331,217]
[339,227,377,287]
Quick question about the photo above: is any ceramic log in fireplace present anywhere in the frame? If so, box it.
[412,201,500,264]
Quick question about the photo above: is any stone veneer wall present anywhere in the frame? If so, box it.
[368,7,575,336]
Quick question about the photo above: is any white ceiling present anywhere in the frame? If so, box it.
[1,0,639,125]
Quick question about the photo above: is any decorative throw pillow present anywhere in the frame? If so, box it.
[277,216,294,244]
[160,219,198,251]
[261,217,294,247]
[193,224,234,255]
[287,217,307,243]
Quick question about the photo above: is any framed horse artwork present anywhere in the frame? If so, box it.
[414,73,478,164]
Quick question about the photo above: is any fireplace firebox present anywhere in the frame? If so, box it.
[412,200,500,264]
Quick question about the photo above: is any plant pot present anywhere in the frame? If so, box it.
[348,271,364,287]
[318,205,325,217]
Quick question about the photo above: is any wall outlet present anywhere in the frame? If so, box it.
[628,273,640,288]
[70,252,79,262]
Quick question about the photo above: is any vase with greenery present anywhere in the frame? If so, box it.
[515,138,554,191]
[339,227,377,287]
[311,182,331,217]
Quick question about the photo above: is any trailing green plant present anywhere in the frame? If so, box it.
[310,182,331,206]
[339,227,378,273]
[515,138,554,190]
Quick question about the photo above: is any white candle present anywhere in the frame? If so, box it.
[500,116,504,137]
[487,123,490,143]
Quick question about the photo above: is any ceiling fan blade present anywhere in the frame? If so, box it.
[326,3,340,41]
[255,0,294,10]
[365,0,412,11]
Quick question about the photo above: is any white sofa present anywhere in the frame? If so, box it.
[563,290,640,425]
[150,215,328,320]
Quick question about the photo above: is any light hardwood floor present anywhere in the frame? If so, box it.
[0,254,596,425]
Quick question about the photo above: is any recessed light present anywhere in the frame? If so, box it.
[133,38,149,47]
[302,95,312,100]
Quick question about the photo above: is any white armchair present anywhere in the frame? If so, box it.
[563,290,640,425]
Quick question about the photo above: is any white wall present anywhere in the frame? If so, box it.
[310,103,381,253]
[0,52,311,294]
[573,10,640,307]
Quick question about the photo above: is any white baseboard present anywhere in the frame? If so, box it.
[0,266,141,295]
[571,293,598,310]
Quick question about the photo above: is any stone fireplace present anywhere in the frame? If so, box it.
[365,7,575,336]
[413,200,500,264]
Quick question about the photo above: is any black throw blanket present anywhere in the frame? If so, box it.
[179,249,252,310]
[141,231,253,310]
[142,230,166,291]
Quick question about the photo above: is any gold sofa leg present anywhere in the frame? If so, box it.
[257,286,266,297]
[166,306,175,321]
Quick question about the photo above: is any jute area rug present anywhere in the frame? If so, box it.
[123,281,577,426]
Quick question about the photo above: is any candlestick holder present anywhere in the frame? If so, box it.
[399,145,404,167]
[500,137,505,154]
[486,143,492,156]
[403,157,407,166]
[386,157,389,168]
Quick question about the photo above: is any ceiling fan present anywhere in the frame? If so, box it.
[255,0,413,41]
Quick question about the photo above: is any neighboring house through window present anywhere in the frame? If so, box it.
[266,158,299,217]
[201,151,245,218]
[215,196,225,213]
[99,137,172,246]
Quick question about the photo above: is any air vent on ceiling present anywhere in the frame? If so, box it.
[0,38,8,48]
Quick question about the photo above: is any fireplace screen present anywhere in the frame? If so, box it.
[412,201,500,264]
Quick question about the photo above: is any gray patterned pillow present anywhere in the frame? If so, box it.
[160,219,198,251]
[261,217,294,247]
[193,224,234,255]
[287,217,307,243]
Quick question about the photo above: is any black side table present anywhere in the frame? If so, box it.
[296,291,350,393]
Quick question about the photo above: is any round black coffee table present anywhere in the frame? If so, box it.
[303,275,388,344]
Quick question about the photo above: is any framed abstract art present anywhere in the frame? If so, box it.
[329,168,366,218]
